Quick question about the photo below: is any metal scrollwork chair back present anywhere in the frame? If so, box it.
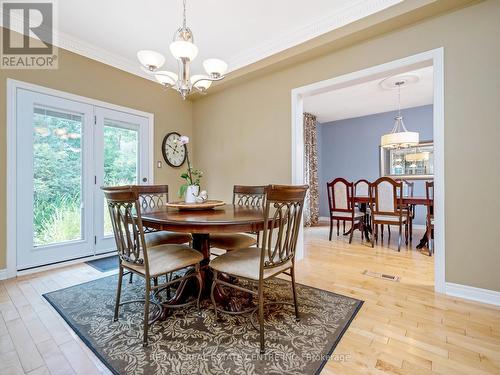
[103,188,149,271]
[209,185,267,253]
[209,184,308,354]
[102,186,203,347]
[136,185,169,234]
[233,185,267,208]
[260,185,308,270]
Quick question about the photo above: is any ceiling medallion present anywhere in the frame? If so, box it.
[137,0,228,99]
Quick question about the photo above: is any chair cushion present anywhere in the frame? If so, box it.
[123,244,202,277]
[373,214,408,223]
[209,233,257,251]
[331,209,364,219]
[209,247,292,281]
[144,231,192,247]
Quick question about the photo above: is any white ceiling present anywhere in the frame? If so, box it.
[1,0,402,80]
[303,66,434,123]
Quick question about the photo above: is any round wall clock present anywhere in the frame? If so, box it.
[162,132,187,167]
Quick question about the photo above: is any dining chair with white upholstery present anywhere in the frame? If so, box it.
[369,177,409,251]
[209,185,267,253]
[354,179,370,198]
[327,178,365,243]
[209,184,308,354]
[103,187,203,347]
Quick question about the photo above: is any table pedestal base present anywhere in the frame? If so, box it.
[158,233,253,317]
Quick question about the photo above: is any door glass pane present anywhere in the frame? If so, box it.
[103,120,139,235]
[33,107,83,247]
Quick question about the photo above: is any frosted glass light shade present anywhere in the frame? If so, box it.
[381,131,419,148]
[190,75,212,90]
[155,71,178,86]
[137,50,165,70]
[169,41,198,61]
[203,58,228,76]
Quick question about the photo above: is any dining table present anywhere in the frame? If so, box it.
[351,195,432,249]
[140,203,269,312]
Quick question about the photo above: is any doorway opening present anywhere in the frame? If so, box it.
[7,80,153,274]
[291,48,444,293]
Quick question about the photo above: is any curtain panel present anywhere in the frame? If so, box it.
[303,112,319,226]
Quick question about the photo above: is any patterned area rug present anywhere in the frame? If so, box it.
[43,275,362,375]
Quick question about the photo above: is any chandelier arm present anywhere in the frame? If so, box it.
[399,117,409,132]
[190,75,226,87]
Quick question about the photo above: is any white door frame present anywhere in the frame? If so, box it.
[291,48,445,293]
[6,79,155,278]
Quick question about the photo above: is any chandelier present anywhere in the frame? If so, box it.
[137,0,227,99]
[381,80,419,148]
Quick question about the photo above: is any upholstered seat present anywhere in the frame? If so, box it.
[210,247,292,281]
[124,244,203,277]
[209,184,308,354]
[144,231,192,247]
[373,214,408,222]
[209,233,257,251]
[331,209,364,218]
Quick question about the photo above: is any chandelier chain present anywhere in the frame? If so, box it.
[182,0,187,28]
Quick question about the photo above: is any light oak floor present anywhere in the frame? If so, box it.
[0,226,499,375]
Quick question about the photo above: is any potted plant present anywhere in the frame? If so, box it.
[176,136,203,203]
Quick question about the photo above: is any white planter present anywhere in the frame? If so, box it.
[185,185,199,203]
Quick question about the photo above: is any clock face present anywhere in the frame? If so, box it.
[162,132,187,167]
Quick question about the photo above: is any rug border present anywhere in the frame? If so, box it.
[42,292,121,375]
[43,274,364,375]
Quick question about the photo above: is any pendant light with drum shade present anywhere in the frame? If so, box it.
[381,80,419,148]
[136,0,228,99]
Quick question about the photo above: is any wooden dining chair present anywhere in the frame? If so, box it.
[369,177,409,251]
[209,184,308,354]
[425,181,434,254]
[354,179,371,231]
[354,179,370,198]
[103,187,203,347]
[327,178,365,243]
[401,179,415,242]
[209,185,267,252]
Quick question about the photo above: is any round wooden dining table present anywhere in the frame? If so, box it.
[140,204,266,311]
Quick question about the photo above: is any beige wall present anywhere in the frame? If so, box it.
[0,35,193,269]
[193,0,500,291]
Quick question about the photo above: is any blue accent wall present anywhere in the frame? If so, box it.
[317,104,433,225]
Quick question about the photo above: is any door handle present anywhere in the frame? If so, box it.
[142,177,148,183]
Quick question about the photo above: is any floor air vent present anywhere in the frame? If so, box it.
[362,270,400,282]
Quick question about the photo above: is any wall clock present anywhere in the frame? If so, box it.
[162,132,187,167]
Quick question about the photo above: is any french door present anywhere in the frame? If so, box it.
[16,88,151,270]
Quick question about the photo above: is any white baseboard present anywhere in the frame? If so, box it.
[15,252,116,278]
[0,268,7,280]
[446,282,500,307]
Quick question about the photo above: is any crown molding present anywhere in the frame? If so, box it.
[226,0,403,71]
[1,0,401,82]
[0,8,156,82]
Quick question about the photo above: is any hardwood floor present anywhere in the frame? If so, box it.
[0,226,499,374]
